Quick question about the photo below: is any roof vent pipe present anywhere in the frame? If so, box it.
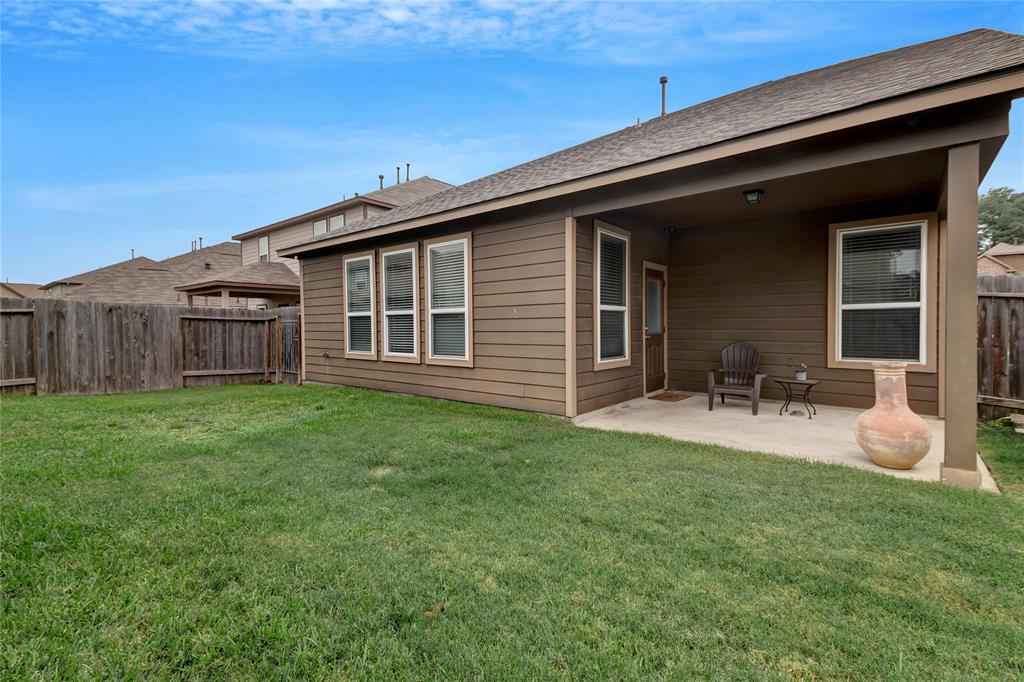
[131,248,136,259]
[198,236,203,248]
[396,166,401,184]
[406,163,410,182]
[378,174,384,189]
[660,76,668,116]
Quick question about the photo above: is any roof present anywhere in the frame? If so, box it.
[175,261,299,292]
[41,242,244,305]
[232,176,453,240]
[284,28,1024,255]
[0,282,44,298]
[983,242,1024,257]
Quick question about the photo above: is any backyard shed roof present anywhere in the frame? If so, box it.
[282,28,1024,256]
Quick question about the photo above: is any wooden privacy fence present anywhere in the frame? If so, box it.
[977,274,1024,418]
[1,299,300,395]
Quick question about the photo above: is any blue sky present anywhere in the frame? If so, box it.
[2,1,1022,284]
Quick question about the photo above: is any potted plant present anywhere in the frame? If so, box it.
[787,357,808,381]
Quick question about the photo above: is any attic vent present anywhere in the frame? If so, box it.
[204,262,211,270]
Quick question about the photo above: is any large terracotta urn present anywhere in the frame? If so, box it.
[855,362,932,470]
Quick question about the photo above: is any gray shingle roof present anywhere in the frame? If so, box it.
[362,176,454,206]
[289,28,1024,252]
[176,261,299,291]
[984,242,1024,256]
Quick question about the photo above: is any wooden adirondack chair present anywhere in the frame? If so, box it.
[707,341,765,415]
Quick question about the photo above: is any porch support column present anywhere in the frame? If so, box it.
[940,142,981,489]
[564,216,578,418]
[221,288,231,308]
[187,294,194,307]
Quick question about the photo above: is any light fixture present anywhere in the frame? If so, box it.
[743,188,764,205]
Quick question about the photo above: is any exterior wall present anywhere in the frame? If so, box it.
[998,253,1024,272]
[574,215,669,415]
[977,256,1011,276]
[666,204,940,415]
[243,205,367,273]
[300,213,568,414]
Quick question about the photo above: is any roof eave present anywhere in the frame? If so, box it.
[280,66,1024,258]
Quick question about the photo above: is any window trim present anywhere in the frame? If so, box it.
[827,213,937,373]
[329,214,345,232]
[258,235,270,263]
[593,220,631,372]
[343,250,377,360]
[424,232,473,368]
[379,242,420,363]
[313,218,328,237]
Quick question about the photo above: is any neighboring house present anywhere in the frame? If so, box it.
[977,242,1024,274]
[0,282,44,300]
[42,242,244,307]
[176,176,453,307]
[280,29,1024,488]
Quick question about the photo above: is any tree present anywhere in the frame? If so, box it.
[978,187,1024,253]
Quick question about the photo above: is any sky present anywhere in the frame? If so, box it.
[2,1,1023,284]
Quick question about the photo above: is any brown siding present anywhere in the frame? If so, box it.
[666,207,939,415]
[300,215,568,414]
[575,215,669,415]
[244,206,367,272]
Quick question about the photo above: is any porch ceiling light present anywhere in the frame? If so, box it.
[743,188,764,205]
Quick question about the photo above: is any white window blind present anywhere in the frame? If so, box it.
[329,214,345,232]
[597,228,628,362]
[838,223,925,363]
[258,235,269,263]
[428,239,468,360]
[313,219,328,236]
[345,255,375,355]
[383,248,417,357]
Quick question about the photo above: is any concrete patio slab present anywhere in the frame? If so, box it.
[573,393,998,492]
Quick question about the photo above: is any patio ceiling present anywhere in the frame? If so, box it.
[608,148,946,230]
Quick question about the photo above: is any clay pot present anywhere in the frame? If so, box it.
[855,362,932,470]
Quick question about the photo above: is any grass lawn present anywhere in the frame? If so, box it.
[3,385,1023,679]
[978,420,1024,500]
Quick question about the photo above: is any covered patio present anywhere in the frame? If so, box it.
[573,393,999,491]
[566,93,1012,490]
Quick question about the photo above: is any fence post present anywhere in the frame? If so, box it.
[178,316,186,388]
[276,315,283,384]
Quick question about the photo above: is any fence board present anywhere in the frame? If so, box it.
[1,299,301,395]
[977,274,1024,419]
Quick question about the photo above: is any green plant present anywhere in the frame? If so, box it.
[787,356,808,371]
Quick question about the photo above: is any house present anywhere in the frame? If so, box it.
[0,282,44,300]
[176,176,454,307]
[279,29,1024,489]
[42,242,244,306]
[977,242,1024,275]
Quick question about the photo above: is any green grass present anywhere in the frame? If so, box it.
[2,385,1023,680]
[978,420,1024,499]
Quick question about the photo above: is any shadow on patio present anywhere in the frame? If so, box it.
[573,393,998,491]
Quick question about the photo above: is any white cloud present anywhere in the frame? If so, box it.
[2,0,846,65]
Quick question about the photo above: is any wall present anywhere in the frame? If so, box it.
[243,205,367,273]
[666,206,940,415]
[300,212,568,414]
[574,215,669,415]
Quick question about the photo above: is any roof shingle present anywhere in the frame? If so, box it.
[291,28,1024,251]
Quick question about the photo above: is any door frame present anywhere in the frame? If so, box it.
[642,261,669,395]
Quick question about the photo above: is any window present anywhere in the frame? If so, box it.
[836,221,926,364]
[344,253,376,359]
[258,235,269,263]
[426,235,472,365]
[329,214,346,232]
[595,222,630,369]
[381,245,418,360]
[313,219,328,236]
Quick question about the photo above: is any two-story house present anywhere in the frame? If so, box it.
[175,176,452,308]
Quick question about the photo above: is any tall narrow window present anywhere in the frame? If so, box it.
[427,235,471,364]
[837,222,925,363]
[329,214,346,232]
[258,235,269,263]
[344,253,376,359]
[595,223,630,367]
[313,219,328,236]
[381,245,418,360]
